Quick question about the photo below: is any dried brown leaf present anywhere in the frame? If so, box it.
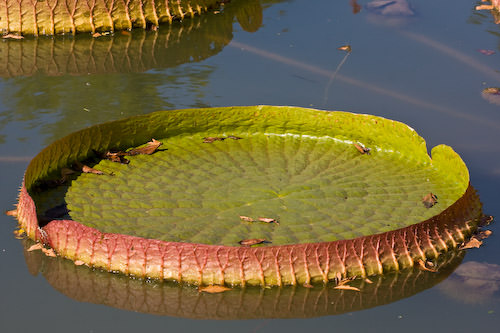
[239,215,255,222]
[459,237,483,250]
[203,137,225,143]
[483,87,500,95]
[92,32,102,38]
[74,260,86,266]
[334,285,360,291]
[106,151,129,164]
[422,192,438,208]
[350,0,362,14]
[82,165,104,175]
[338,276,356,285]
[227,135,243,140]
[303,283,314,288]
[238,239,270,247]
[476,229,493,240]
[338,45,352,52]
[2,33,24,39]
[199,285,232,293]
[417,259,437,272]
[354,143,370,154]
[27,243,43,252]
[4,209,17,217]
[476,4,494,10]
[42,248,56,257]
[126,139,162,156]
[75,162,104,175]
[258,217,279,225]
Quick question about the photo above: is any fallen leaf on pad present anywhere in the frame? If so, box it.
[126,139,162,156]
[422,193,438,208]
[75,162,104,175]
[203,137,225,143]
[238,239,270,247]
[258,217,279,225]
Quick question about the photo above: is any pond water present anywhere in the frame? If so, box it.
[1,0,500,332]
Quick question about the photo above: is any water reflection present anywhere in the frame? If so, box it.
[0,0,263,78]
[22,238,465,319]
[365,0,416,26]
[438,261,500,305]
[0,0,268,144]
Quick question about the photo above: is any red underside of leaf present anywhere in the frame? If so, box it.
[16,181,483,286]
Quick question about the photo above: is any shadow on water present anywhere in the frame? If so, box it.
[21,238,466,319]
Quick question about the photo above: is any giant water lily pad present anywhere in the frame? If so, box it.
[15,106,483,286]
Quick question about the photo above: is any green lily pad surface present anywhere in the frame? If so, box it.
[29,106,468,247]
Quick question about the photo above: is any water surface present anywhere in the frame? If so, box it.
[1,0,500,332]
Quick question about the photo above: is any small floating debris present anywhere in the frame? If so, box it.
[203,137,225,143]
[199,285,232,293]
[334,277,360,291]
[75,161,104,175]
[239,215,255,222]
[338,45,352,52]
[417,259,437,272]
[27,243,43,252]
[459,229,492,250]
[258,217,279,225]
[204,136,242,143]
[2,33,23,40]
[478,49,495,56]
[239,216,279,225]
[483,87,500,95]
[333,285,360,291]
[459,237,483,250]
[238,239,270,247]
